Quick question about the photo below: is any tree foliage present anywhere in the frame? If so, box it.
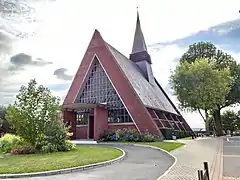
[178,41,240,136]
[180,42,240,108]
[5,79,63,148]
[180,42,217,64]
[209,110,240,132]
[170,58,232,112]
[0,106,7,121]
[221,110,240,132]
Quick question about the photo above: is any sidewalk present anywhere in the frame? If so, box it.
[160,137,222,180]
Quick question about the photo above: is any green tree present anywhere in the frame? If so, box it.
[180,42,217,64]
[209,110,240,133]
[0,106,7,121]
[170,58,231,135]
[222,110,240,132]
[179,42,240,135]
[6,79,61,148]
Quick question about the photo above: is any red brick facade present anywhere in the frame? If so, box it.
[62,30,162,140]
[75,123,137,140]
[62,110,76,139]
[93,107,108,140]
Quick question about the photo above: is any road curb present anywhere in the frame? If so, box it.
[211,137,224,180]
[0,147,126,179]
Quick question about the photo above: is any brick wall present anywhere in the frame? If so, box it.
[62,110,76,139]
[76,125,88,139]
[94,107,108,140]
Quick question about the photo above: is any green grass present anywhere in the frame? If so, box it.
[137,142,184,152]
[0,146,122,174]
[178,136,192,140]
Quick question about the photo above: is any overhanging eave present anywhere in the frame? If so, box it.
[62,103,106,111]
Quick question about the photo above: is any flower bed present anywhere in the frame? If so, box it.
[100,129,162,142]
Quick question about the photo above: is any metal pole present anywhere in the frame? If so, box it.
[198,170,204,180]
[204,162,210,180]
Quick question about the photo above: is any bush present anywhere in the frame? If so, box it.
[40,140,76,153]
[0,133,36,155]
[100,129,158,142]
[11,145,36,155]
[63,140,76,151]
[0,134,23,153]
[41,143,58,153]
[161,129,173,140]
[141,133,155,142]
[44,121,71,152]
[100,131,116,141]
[5,79,62,148]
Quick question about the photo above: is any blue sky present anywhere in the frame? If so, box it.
[0,0,240,128]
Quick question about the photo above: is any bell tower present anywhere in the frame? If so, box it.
[129,10,155,85]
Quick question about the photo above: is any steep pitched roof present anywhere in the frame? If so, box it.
[63,30,162,135]
[131,11,148,54]
[106,43,179,115]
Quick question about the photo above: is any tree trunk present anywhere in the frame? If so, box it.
[205,110,210,136]
[213,108,222,136]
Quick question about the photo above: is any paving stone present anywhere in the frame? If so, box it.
[223,177,240,180]
[161,138,220,180]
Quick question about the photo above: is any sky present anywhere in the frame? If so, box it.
[0,0,240,128]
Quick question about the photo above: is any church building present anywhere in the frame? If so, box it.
[62,11,192,140]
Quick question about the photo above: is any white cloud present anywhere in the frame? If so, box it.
[1,0,240,127]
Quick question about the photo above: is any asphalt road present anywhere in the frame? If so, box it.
[8,144,174,180]
[223,136,240,178]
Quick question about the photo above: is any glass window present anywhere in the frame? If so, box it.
[75,58,132,123]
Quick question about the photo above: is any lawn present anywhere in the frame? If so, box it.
[138,142,184,152]
[0,146,122,174]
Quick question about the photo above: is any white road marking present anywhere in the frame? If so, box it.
[223,154,240,157]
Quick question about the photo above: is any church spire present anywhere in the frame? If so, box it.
[131,9,148,54]
[130,9,154,85]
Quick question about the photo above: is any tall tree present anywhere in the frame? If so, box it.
[179,42,240,135]
[6,79,61,147]
[170,58,232,135]
[209,110,240,133]
[221,110,240,132]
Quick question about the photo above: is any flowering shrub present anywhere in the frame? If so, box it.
[0,134,23,153]
[0,133,36,154]
[100,128,159,142]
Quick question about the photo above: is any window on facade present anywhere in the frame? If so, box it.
[75,58,132,123]
[76,113,88,125]
[76,109,92,125]
[155,110,166,120]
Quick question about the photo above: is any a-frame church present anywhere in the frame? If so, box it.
[62,12,192,140]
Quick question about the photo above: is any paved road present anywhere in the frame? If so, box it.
[223,136,240,179]
[9,144,174,180]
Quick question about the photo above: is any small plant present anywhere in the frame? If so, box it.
[0,134,22,153]
[11,145,36,155]
[63,140,76,151]
[0,133,36,154]
[100,128,158,142]
[41,143,58,153]
[141,133,155,142]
